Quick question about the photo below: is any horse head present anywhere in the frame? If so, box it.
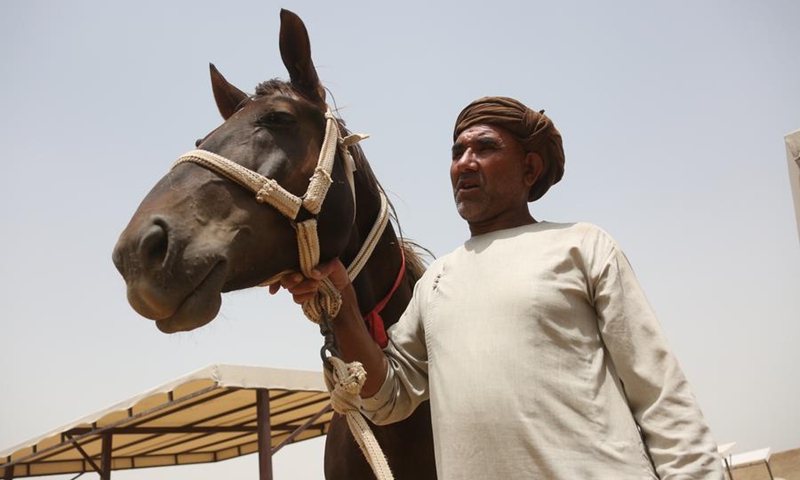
[114,11,437,479]
[113,10,362,333]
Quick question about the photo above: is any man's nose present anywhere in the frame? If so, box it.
[454,149,478,171]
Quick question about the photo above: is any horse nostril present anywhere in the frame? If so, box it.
[139,219,170,269]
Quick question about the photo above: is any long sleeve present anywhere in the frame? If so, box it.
[592,238,723,479]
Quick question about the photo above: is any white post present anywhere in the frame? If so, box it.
[786,129,800,241]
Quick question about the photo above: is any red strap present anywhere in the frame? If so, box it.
[363,248,406,348]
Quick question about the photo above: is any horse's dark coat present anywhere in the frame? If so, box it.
[113,9,436,480]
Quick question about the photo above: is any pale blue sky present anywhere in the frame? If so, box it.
[1,1,798,479]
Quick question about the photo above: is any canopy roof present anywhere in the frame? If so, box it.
[1,365,332,478]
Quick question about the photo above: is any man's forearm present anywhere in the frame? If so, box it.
[331,284,389,397]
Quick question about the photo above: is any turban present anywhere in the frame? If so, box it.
[453,96,565,202]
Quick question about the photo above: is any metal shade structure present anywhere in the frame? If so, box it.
[0,365,333,480]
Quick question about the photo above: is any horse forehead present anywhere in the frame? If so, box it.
[197,94,323,175]
[248,90,321,116]
[206,92,321,145]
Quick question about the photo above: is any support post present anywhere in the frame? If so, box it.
[100,434,112,480]
[765,460,775,480]
[723,459,733,480]
[256,389,273,480]
[3,465,13,480]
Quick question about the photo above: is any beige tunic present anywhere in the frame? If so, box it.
[362,222,722,479]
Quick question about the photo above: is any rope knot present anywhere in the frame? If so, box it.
[255,179,278,203]
[325,356,366,414]
[302,167,333,215]
[255,179,302,219]
[339,360,367,395]
[323,356,395,480]
[312,166,333,184]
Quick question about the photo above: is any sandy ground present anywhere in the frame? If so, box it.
[727,448,800,480]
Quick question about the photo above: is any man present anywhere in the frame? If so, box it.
[279,97,723,479]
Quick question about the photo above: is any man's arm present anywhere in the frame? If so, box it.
[591,240,723,479]
[276,258,431,424]
[275,259,387,396]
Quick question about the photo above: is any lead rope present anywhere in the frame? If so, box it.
[314,193,395,480]
[325,355,394,480]
[172,109,394,480]
[316,192,394,480]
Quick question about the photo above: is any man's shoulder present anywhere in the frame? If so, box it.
[520,222,622,264]
[501,221,617,248]
[553,221,620,251]
[541,221,615,240]
[412,253,449,284]
[540,220,604,234]
[435,221,620,260]
[451,222,616,250]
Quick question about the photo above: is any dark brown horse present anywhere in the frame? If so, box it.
[112,9,436,480]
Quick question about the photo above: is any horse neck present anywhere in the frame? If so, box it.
[342,184,414,330]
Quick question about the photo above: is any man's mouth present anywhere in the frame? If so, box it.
[456,178,480,192]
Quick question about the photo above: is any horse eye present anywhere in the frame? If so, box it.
[258,111,296,128]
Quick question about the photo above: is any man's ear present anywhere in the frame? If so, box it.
[523,152,545,188]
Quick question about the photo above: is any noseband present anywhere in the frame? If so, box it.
[172,109,389,323]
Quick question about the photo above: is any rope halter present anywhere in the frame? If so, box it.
[171,108,388,323]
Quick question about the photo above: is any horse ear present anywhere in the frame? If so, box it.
[209,63,249,120]
[279,9,326,104]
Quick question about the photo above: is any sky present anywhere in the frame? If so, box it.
[1,1,799,479]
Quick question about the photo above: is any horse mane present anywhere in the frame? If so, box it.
[254,79,299,99]
[341,124,433,282]
[345,138,433,282]
[254,78,433,279]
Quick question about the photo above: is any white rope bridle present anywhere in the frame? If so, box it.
[172,108,396,479]
[172,109,388,324]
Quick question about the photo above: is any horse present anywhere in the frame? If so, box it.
[112,9,437,480]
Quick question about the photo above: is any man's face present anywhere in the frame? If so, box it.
[450,124,536,229]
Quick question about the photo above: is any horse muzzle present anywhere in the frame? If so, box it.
[113,214,229,332]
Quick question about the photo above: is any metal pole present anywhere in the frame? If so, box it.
[272,404,331,455]
[765,460,775,480]
[723,458,734,480]
[256,389,273,480]
[100,434,112,480]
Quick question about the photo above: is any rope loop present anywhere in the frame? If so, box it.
[301,278,342,324]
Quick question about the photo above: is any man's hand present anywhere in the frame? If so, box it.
[269,258,350,304]
[269,257,387,397]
